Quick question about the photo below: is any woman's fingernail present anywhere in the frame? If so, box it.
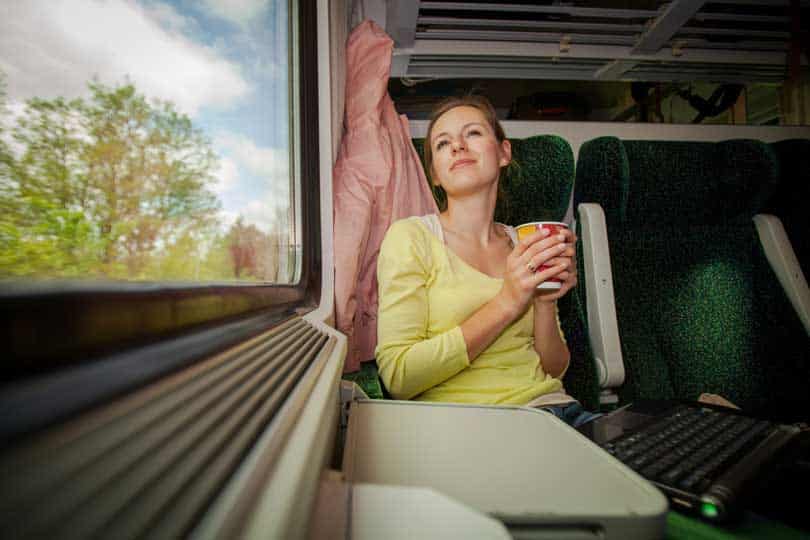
[541,228,550,236]
[557,234,565,241]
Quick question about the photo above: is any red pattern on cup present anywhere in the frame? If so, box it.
[515,221,569,289]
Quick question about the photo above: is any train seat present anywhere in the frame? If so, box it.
[574,136,810,422]
[768,139,810,272]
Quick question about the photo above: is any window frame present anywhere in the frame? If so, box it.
[0,0,321,431]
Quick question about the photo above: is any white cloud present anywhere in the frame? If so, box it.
[0,0,251,116]
[218,208,239,229]
[243,196,291,234]
[213,130,291,234]
[242,199,274,231]
[213,155,240,195]
[218,196,286,235]
[143,2,196,34]
[215,131,289,187]
[201,0,269,27]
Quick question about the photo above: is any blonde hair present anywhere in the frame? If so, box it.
[423,95,511,213]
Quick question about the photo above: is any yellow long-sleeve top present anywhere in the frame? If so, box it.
[375,215,566,404]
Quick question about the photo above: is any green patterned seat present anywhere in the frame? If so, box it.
[768,139,810,273]
[342,359,387,399]
[574,137,809,423]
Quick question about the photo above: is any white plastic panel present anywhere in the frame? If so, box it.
[753,214,810,334]
[343,400,667,540]
[352,484,511,540]
[388,1,800,83]
[578,203,625,389]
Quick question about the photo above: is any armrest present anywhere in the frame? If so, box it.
[753,214,810,335]
[577,203,625,388]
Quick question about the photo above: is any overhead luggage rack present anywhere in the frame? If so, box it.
[378,0,807,83]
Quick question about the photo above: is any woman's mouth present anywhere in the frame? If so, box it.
[451,159,476,171]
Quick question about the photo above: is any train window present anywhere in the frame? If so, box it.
[1,0,299,283]
[0,0,320,383]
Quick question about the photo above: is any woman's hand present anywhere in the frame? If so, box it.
[535,228,578,303]
[496,227,574,318]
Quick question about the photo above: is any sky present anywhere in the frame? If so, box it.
[0,0,291,234]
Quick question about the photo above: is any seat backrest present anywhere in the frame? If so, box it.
[768,139,810,272]
[413,135,573,224]
[342,359,388,399]
[574,136,810,422]
[412,135,601,409]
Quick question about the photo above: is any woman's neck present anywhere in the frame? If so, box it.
[439,192,500,246]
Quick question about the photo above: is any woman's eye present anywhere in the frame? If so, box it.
[435,140,448,150]
[466,129,482,137]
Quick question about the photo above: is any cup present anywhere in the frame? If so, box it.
[515,221,569,289]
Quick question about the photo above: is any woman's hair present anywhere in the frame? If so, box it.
[423,94,511,213]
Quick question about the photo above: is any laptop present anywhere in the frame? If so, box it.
[576,399,803,524]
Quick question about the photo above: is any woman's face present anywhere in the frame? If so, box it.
[429,105,511,201]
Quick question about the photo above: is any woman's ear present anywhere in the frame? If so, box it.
[499,139,512,167]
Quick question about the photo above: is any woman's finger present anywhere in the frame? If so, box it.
[536,277,576,302]
[526,244,570,270]
[512,228,549,257]
[518,230,566,259]
[553,270,571,281]
[530,261,568,286]
[536,255,571,268]
[561,244,576,258]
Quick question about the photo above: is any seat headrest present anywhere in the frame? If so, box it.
[575,137,779,226]
[768,139,810,217]
[413,134,574,225]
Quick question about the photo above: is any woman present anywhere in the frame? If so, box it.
[375,95,597,426]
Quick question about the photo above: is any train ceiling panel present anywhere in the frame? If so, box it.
[370,0,807,82]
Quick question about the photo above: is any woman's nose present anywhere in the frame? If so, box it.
[451,139,465,152]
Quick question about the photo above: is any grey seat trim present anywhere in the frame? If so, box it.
[754,214,810,335]
[578,203,625,393]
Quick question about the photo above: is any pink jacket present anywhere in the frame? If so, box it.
[333,21,438,373]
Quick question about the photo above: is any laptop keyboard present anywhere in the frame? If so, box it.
[601,405,775,495]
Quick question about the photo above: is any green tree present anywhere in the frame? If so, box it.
[0,71,15,234]
[0,71,10,174]
[200,233,234,279]
[144,227,234,281]
[1,95,99,276]
[0,81,222,279]
[1,74,96,277]
[81,82,220,277]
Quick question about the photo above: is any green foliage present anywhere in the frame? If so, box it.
[0,72,12,184]
[0,80,231,280]
[200,234,237,280]
[0,195,103,277]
